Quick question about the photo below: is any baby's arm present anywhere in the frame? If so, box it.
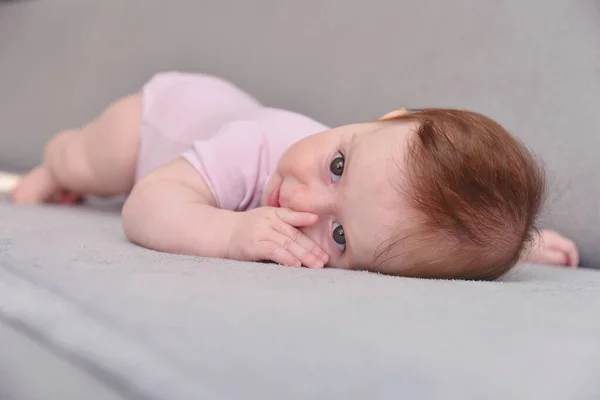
[122,158,233,258]
[122,158,328,268]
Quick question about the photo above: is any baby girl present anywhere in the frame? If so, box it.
[11,72,579,279]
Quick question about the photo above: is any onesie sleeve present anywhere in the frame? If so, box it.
[181,120,269,211]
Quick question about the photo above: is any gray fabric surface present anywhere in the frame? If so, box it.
[0,319,125,400]
[1,197,600,399]
[0,0,599,267]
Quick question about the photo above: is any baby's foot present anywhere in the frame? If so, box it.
[10,165,81,205]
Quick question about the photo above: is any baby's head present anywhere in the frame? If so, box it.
[262,108,545,280]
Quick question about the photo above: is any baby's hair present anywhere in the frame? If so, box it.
[373,109,546,280]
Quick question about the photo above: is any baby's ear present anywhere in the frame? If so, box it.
[379,108,409,121]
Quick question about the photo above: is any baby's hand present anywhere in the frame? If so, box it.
[228,207,329,268]
[522,229,579,267]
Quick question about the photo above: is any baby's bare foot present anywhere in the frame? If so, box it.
[10,166,80,205]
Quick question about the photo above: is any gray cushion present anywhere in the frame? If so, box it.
[1,0,598,267]
[0,319,125,400]
[1,197,600,399]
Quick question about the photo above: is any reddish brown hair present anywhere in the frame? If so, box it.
[373,109,546,280]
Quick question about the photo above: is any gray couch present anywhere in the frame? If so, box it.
[1,1,600,399]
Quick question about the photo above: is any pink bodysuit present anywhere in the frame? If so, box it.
[137,72,328,210]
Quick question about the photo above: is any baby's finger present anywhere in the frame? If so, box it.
[276,222,329,265]
[275,208,318,228]
[263,243,302,267]
[272,230,325,269]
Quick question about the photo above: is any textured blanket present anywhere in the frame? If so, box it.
[1,197,599,399]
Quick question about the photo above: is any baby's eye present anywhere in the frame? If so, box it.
[329,153,344,182]
[332,222,346,252]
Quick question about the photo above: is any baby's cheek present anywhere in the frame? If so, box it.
[324,257,348,270]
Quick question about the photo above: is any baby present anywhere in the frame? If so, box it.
[11,72,579,279]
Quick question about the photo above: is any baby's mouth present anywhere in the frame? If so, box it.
[266,182,281,208]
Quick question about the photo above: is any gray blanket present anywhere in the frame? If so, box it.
[1,198,600,400]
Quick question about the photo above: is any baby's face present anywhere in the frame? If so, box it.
[261,119,418,270]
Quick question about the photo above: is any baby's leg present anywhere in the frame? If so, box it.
[11,94,142,204]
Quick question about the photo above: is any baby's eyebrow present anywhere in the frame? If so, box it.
[347,132,358,152]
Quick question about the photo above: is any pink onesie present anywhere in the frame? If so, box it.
[137,72,329,210]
